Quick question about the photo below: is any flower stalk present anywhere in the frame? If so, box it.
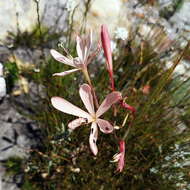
[82,68,99,109]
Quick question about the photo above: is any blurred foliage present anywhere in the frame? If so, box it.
[4,61,19,93]
[6,24,62,49]
[3,157,23,176]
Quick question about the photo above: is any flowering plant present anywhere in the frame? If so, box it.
[4,1,190,189]
[50,25,136,172]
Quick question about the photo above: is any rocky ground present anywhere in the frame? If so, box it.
[0,97,41,189]
[0,46,43,190]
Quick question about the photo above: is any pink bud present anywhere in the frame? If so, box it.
[142,85,150,95]
[101,25,113,71]
[101,25,115,90]
[117,140,125,172]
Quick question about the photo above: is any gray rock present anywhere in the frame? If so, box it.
[169,0,190,39]
[0,166,20,190]
[0,46,11,63]
[0,97,40,190]
[0,0,68,41]
[0,99,40,160]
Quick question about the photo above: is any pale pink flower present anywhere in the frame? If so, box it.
[112,140,125,172]
[50,31,100,77]
[51,84,122,155]
[101,24,115,90]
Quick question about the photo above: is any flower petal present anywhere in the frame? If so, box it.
[79,84,95,116]
[112,153,121,162]
[96,91,122,117]
[86,42,101,66]
[84,31,92,63]
[51,97,90,119]
[53,68,80,77]
[73,57,83,68]
[76,36,84,62]
[89,122,98,156]
[68,118,87,130]
[50,49,76,67]
[76,31,92,66]
[96,119,113,134]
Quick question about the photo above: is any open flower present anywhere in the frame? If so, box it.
[51,84,122,155]
[50,31,100,77]
[112,140,125,172]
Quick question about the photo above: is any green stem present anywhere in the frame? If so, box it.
[82,68,99,109]
[122,122,133,140]
[122,114,135,140]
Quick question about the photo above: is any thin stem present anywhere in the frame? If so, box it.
[109,71,115,91]
[122,114,135,140]
[139,41,144,65]
[35,0,42,38]
[34,0,45,64]
[122,122,132,140]
[82,68,99,109]
[80,0,92,34]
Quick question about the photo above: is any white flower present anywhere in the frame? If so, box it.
[114,27,129,41]
[66,0,77,12]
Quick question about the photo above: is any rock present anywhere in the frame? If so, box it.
[0,46,11,63]
[0,166,21,190]
[0,0,37,41]
[82,0,124,34]
[158,0,181,19]
[0,97,41,190]
[0,0,127,41]
[169,0,190,40]
[0,98,40,160]
[0,0,68,41]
